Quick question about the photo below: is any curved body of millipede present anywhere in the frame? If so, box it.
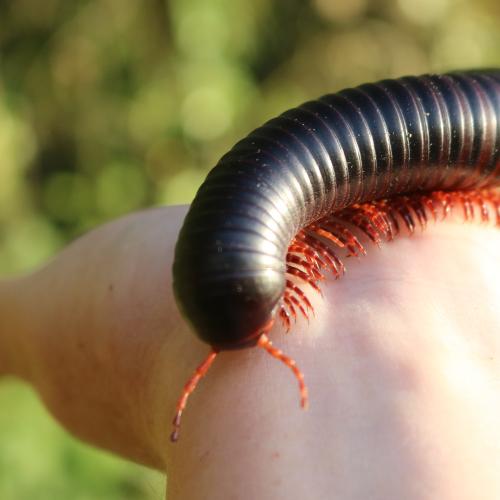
[170,70,500,441]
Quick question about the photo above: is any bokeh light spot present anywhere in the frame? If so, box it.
[398,0,450,25]
[159,168,208,205]
[313,0,367,23]
[96,162,148,218]
[181,85,232,141]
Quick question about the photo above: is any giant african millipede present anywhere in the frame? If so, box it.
[170,70,500,442]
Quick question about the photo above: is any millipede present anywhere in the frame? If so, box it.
[170,69,500,442]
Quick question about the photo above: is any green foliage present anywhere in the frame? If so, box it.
[0,0,499,497]
[0,380,163,500]
[1,0,500,272]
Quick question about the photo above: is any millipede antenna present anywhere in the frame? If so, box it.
[257,333,308,409]
[171,349,218,442]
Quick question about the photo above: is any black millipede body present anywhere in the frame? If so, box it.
[170,70,500,441]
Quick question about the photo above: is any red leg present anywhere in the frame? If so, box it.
[280,188,500,339]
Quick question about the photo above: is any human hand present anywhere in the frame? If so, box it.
[0,205,499,499]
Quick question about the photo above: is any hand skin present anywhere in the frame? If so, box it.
[0,205,500,500]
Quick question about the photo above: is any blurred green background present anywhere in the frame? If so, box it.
[0,0,499,498]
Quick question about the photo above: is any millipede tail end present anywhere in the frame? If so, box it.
[170,349,218,442]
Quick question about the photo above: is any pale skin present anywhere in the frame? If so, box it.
[0,204,500,499]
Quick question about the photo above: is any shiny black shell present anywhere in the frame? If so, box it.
[173,70,500,349]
